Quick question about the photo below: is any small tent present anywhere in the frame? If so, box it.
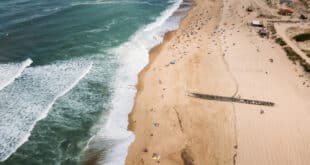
[251,20,263,27]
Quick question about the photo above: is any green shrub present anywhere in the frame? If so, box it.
[293,33,310,42]
[302,50,310,58]
[284,47,300,61]
[275,38,287,46]
[283,47,310,72]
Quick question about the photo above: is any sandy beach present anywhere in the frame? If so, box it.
[126,0,310,164]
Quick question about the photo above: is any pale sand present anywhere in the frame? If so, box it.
[126,0,310,164]
[220,0,310,164]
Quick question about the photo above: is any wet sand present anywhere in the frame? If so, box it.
[126,0,237,164]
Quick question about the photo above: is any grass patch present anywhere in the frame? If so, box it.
[284,47,300,61]
[302,50,310,58]
[283,47,310,72]
[275,37,287,46]
[275,37,310,73]
[293,33,310,42]
[300,59,310,72]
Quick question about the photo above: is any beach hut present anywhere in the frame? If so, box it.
[251,20,264,27]
[278,8,293,16]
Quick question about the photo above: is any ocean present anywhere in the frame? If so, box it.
[0,0,189,164]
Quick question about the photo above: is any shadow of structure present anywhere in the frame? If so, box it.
[189,93,275,107]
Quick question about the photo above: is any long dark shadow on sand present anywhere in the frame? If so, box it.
[189,93,275,107]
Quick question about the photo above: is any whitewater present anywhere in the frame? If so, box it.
[0,0,190,164]
[86,0,189,164]
[0,59,32,91]
[0,60,92,161]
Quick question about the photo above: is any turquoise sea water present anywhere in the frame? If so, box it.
[0,0,188,164]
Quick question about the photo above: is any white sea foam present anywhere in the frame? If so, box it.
[86,0,187,164]
[0,60,92,161]
[0,59,32,91]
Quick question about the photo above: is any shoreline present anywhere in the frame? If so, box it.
[126,0,237,164]
[127,0,189,140]
[84,0,188,164]
[128,7,193,131]
[126,0,310,164]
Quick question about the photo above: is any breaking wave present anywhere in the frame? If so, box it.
[0,60,92,161]
[85,0,189,164]
[0,59,32,91]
